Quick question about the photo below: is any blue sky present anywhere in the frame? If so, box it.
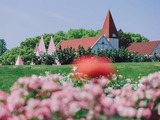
[0,0,160,49]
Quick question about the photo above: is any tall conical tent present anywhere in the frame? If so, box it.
[100,10,118,38]
[48,36,56,55]
[38,36,46,53]
[34,44,39,53]
[15,55,23,65]
[34,44,40,56]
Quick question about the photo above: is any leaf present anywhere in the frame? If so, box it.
[74,109,88,119]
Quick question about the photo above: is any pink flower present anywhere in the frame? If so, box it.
[101,97,113,108]
[148,101,154,109]
[66,118,74,120]
[45,74,61,82]
[50,99,60,112]
[0,106,10,119]
[117,106,128,117]
[34,107,51,119]
[145,89,155,99]
[97,77,110,87]
[158,105,160,115]
[139,100,147,107]
[42,81,59,91]
[27,99,41,109]
[155,90,160,97]
[90,84,103,96]
[41,99,51,108]
[142,108,151,119]
[8,115,27,120]
[136,108,144,118]
[28,75,41,89]
[136,89,145,99]
[0,90,8,101]
[68,101,80,115]
[137,108,151,119]
[7,93,25,112]
[127,107,137,118]
[77,91,94,101]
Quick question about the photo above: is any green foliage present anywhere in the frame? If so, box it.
[32,46,155,65]
[127,32,149,43]
[118,29,149,49]
[0,39,7,56]
[76,46,93,58]
[32,53,58,65]
[66,29,100,40]
[96,48,153,63]
[56,46,76,65]
[41,54,56,65]
[0,47,20,65]
[54,31,66,45]
[32,55,42,65]
[24,90,38,100]
[74,109,88,119]
[118,29,133,48]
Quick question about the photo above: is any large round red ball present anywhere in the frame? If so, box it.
[72,56,115,78]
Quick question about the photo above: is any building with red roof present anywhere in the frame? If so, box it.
[35,10,160,57]
[57,10,119,51]
[127,41,160,56]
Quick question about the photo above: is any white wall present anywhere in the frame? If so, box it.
[151,43,160,57]
[108,38,119,50]
[91,35,113,52]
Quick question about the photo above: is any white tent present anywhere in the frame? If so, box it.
[15,55,23,65]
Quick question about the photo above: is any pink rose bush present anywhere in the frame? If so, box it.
[0,72,160,120]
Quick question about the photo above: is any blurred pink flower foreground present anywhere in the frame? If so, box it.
[0,72,160,120]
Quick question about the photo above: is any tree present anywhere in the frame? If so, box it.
[127,32,149,43]
[118,29,149,49]
[118,29,133,48]
[0,39,7,56]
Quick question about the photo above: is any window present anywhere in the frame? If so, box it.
[112,34,116,38]
[102,42,105,44]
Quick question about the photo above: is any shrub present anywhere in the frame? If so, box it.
[76,46,93,58]
[56,46,76,65]
[32,46,157,65]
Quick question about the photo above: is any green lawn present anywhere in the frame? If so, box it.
[0,62,159,92]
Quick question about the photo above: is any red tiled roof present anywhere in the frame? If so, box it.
[57,36,99,51]
[127,41,160,55]
[100,10,118,38]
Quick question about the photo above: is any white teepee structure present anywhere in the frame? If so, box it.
[15,55,23,65]
[34,44,40,56]
[38,36,46,53]
[48,36,56,55]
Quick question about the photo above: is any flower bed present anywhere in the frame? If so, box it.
[0,72,160,120]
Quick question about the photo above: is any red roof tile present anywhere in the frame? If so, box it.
[100,10,118,38]
[57,36,100,51]
[127,41,160,55]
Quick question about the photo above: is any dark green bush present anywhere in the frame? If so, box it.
[56,46,76,65]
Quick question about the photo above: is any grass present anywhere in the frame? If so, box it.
[0,62,159,92]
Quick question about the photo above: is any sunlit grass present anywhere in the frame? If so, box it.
[0,62,159,92]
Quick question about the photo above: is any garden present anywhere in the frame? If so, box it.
[0,30,159,120]
[0,57,160,119]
